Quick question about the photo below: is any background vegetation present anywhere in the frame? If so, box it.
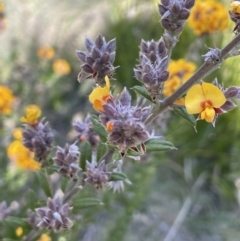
[1,0,240,240]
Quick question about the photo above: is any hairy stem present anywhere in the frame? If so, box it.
[146,32,240,125]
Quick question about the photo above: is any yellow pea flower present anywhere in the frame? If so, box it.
[89,76,111,111]
[20,105,41,125]
[53,59,71,75]
[7,139,41,171]
[0,85,15,114]
[37,46,55,60]
[15,227,23,237]
[185,82,226,123]
[188,0,228,36]
[230,1,240,14]
[37,234,52,241]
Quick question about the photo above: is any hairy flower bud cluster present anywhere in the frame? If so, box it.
[22,120,53,161]
[212,79,240,115]
[202,47,221,64]
[53,143,80,178]
[99,88,150,155]
[134,39,169,101]
[35,197,73,232]
[73,115,100,148]
[77,34,116,86]
[0,201,11,220]
[84,160,111,189]
[158,0,194,35]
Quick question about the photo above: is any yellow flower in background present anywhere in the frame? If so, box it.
[0,85,15,114]
[37,46,55,60]
[53,58,71,75]
[230,1,240,14]
[188,0,228,35]
[89,76,111,111]
[15,227,23,237]
[20,105,41,125]
[37,234,52,241]
[0,3,7,33]
[0,3,4,12]
[163,59,196,104]
[13,128,23,140]
[185,82,226,123]
[7,129,41,171]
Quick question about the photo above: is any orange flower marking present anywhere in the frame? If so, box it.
[89,76,111,111]
[106,121,114,132]
[20,105,41,125]
[185,82,226,123]
[80,135,87,142]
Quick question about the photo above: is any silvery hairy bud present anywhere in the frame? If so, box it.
[134,38,169,101]
[0,201,11,220]
[159,0,195,35]
[35,196,73,232]
[22,120,53,161]
[77,34,117,86]
[99,88,150,155]
[202,47,221,63]
[53,143,80,178]
[73,115,100,148]
[84,160,111,189]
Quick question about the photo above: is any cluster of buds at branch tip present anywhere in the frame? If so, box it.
[134,39,169,101]
[100,88,150,156]
[73,115,100,148]
[34,197,73,232]
[22,120,53,162]
[76,34,117,86]
[53,143,81,178]
[0,201,11,221]
[84,160,111,189]
[159,0,195,36]
[20,105,53,162]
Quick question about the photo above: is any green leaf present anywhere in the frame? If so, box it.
[109,172,127,181]
[37,169,52,197]
[80,141,92,171]
[47,165,59,173]
[173,107,196,127]
[96,142,107,162]
[112,151,121,160]
[132,85,154,103]
[26,189,39,209]
[5,216,29,227]
[3,239,19,241]
[145,139,177,152]
[73,198,103,210]
[91,115,107,142]
[61,176,69,192]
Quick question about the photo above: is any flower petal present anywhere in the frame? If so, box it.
[201,82,226,108]
[89,86,110,104]
[185,84,205,114]
[105,76,110,90]
[200,106,215,123]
